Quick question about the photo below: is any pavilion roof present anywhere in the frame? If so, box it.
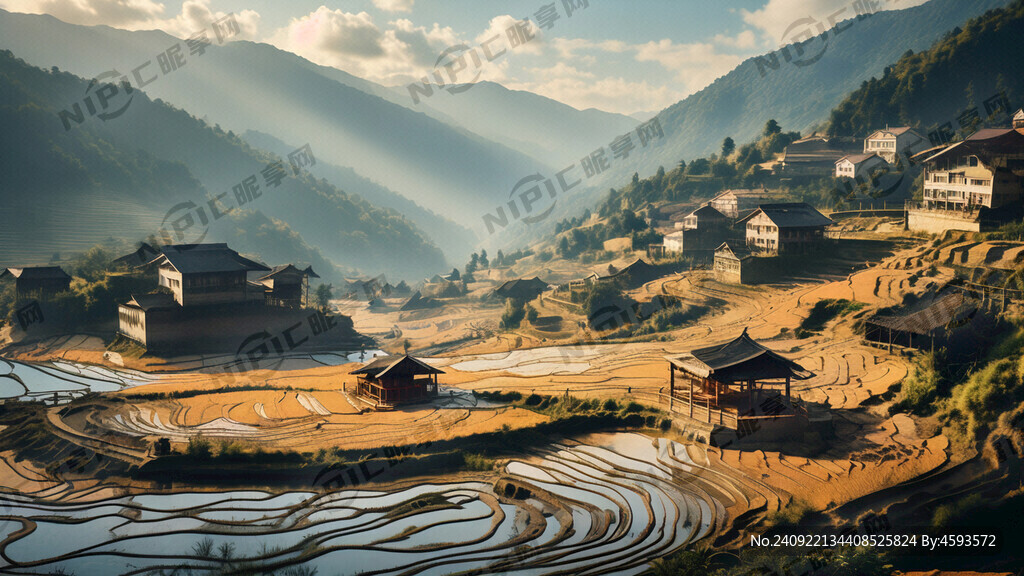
[666,328,812,382]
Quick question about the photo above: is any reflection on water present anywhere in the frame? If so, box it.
[0,434,721,575]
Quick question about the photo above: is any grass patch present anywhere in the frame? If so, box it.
[798,299,865,334]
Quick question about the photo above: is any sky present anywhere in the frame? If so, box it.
[0,0,928,115]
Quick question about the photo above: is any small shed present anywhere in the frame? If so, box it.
[864,292,980,351]
[256,264,319,308]
[1,266,72,299]
[351,355,443,407]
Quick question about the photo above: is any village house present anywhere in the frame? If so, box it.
[256,264,319,308]
[351,354,443,409]
[714,242,758,284]
[709,189,773,219]
[863,126,928,163]
[835,153,887,180]
[737,203,833,254]
[111,242,161,269]
[493,277,548,303]
[115,243,359,353]
[1015,108,1024,129]
[665,328,813,432]
[663,205,730,255]
[909,126,1024,233]
[146,243,271,307]
[777,136,860,178]
[0,266,72,299]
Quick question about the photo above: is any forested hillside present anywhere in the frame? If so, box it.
[827,0,1024,138]
[0,50,448,280]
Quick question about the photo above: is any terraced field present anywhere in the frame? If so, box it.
[0,433,763,576]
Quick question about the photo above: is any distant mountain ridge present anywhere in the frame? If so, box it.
[586,0,1013,187]
[0,10,551,239]
[0,50,448,281]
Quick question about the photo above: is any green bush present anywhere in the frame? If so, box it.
[602,399,618,411]
[187,436,212,460]
[500,299,526,329]
[463,453,494,471]
[800,299,864,333]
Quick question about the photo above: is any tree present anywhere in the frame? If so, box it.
[449,267,461,281]
[557,236,571,258]
[721,136,735,157]
[676,159,686,172]
[314,283,333,310]
[495,249,505,266]
[764,118,781,137]
[500,299,526,329]
[466,253,479,274]
[403,339,411,354]
[479,249,489,268]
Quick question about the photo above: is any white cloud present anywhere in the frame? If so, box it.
[740,0,927,44]
[268,8,460,85]
[161,0,260,40]
[0,0,165,27]
[713,29,760,50]
[508,63,681,115]
[474,14,544,56]
[0,0,260,40]
[372,0,414,13]
[634,39,744,93]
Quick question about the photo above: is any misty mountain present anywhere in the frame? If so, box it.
[487,0,1013,250]
[0,49,448,281]
[240,129,477,263]
[590,0,1012,189]
[0,10,551,238]
[384,81,638,168]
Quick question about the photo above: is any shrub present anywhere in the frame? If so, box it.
[463,453,494,471]
[602,399,618,411]
[526,305,539,323]
[800,299,864,332]
[524,393,543,406]
[186,436,212,460]
[500,299,526,329]
[622,401,645,414]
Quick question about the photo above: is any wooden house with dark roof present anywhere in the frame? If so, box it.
[143,243,270,307]
[0,266,71,299]
[737,203,833,253]
[665,328,813,429]
[111,242,161,269]
[603,257,659,287]
[714,242,757,284]
[493,277,548,302]
[351,355,443,408]
[256,264,319,308]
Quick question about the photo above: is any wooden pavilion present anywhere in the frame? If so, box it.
[665,329,813,429]
[351,355,443,408]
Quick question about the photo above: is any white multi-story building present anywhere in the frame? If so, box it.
[863,127,928,164]
[920,128,1024,212]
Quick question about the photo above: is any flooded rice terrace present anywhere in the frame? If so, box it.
[0,433,722,575]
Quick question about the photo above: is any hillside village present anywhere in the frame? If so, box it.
[2,1,1024,575]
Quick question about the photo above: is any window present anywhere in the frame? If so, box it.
[969,156,979,167]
